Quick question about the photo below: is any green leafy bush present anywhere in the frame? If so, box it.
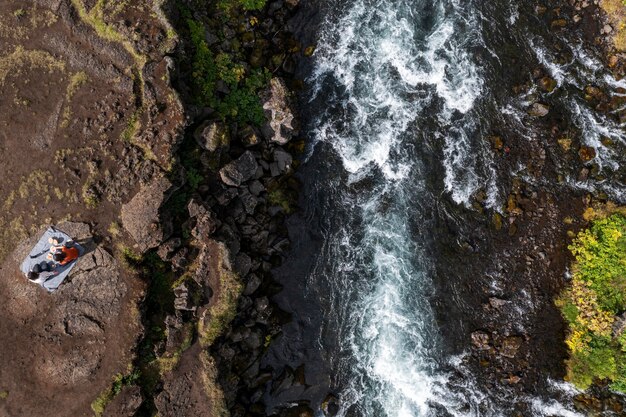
[186,18,269,126]
[557,214,626,391]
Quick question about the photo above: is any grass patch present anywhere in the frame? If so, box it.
[0,46,65,86]
[557,213,626,391]
[70,0,145,67]
[61,71,89,128]
[0,391,7,400]
[197,243,242,347]
[91,369,140,417]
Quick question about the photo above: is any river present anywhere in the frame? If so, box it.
[265,0,626,415]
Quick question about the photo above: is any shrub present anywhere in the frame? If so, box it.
[185,15,269,125]
[557,214,626,391]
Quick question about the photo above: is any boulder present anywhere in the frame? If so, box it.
[194,120,229,152]
[121,175,174,251]
[219,151,259,187]
[261,78,299,145]
[528,102,550,117]
[273,148,293,174]
[188,198,219,239]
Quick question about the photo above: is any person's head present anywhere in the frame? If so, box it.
[31,264,42,274]
[27,271,39,281]
[53,252,66,263]
[40,261,51,271]
[64,240,74,248]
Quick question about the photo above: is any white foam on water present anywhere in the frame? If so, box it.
[567,100,626,170]
[530,399,585,417]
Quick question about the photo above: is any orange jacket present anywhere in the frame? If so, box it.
[59,246,79,265]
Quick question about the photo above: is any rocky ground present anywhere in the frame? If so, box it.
[0,0,184,415]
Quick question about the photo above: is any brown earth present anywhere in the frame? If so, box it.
[0,0,184,415]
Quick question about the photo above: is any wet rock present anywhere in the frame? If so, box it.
[121,175,174,251]
[528,102,550,117]
[471,331,491,350]
[234,252,252,276]
[220,151,259,187]
[538,76,557,92]
[489,297,508,309]
[578,145,596,162]
[261,78,299,145]
[194,120,229,152]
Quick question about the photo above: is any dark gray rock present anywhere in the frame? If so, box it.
[248,180,265,196]
[243,274,262,295]
[274,148,293,174]
[234,253,252,276]
[220,151,259,187]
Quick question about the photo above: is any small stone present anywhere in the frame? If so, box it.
[604,24,613,34]
[538,76,557,92]
[528,102,550,117]
[490,136,503,150]
[249,180,265,196]
[557,137,572,151]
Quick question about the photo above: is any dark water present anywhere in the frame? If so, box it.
[264,0,626,415]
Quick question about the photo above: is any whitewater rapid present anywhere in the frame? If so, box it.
[308,0,490,415]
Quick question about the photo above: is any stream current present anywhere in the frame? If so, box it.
[266,0,626,415]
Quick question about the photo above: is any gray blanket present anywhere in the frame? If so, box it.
[20,226,84,292]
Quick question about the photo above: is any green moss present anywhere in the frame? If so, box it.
[0,391,7,400]
[557,214,626,392]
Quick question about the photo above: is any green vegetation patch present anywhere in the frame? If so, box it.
[91,370,140,416]
[185,17,270,126]
[557,213,626,391]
